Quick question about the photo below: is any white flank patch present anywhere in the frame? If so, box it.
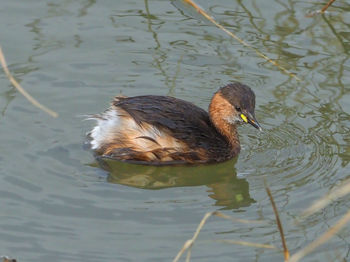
[88,107,181,152]
[89,109,120,150]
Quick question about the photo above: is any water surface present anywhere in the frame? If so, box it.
[1,0,350,261]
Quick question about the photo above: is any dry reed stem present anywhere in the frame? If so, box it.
[213,210,263,224]
[215,239,276,249]
[173,212,212,262]
[306,0,336,17]
[172,211,264,262]
[289,209,350,262]
[321,0,336,13]
[265,184,290,261]
[182,0,301,81]
[300,179,350,219]
[0,46,58,118]
[185,248,191,262]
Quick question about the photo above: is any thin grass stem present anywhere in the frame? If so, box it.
[290,209,350,262]
[173,211,265,262]
[0,46,58,118]
[215,239,276,249]
[300,179,350,219]
[265,183,290,261]
[321,0,336,13]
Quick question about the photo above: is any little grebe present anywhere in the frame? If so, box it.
[88,82,261,165]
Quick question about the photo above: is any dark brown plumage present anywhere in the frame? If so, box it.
[88,82,261,165]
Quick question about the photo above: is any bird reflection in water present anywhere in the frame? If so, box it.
[94,157,255,210]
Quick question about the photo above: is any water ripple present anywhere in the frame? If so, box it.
[239,121,338,188]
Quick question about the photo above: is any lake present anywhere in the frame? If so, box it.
[0,0,349,261]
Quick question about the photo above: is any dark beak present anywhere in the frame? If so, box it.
[241,112,262,131]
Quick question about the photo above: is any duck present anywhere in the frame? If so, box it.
[87,82,261,165]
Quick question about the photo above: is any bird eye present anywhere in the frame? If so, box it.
[235,106,241,112]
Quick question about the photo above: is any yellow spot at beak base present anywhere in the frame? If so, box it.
[240,114,248,123]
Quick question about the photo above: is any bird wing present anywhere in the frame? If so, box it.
[112,95,224,149]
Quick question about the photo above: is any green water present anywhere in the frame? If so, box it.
[0,0,349,261]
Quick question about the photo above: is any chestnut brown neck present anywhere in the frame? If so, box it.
[209,92,240,153]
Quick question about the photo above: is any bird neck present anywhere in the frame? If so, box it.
[209,92,240,153]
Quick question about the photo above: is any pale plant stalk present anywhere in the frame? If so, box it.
[172,211,265,262]
[301,179,350,219]
[215,239,276,249]
[173,212,212,262]
[0,46,58,118]
[290,209,350,262]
